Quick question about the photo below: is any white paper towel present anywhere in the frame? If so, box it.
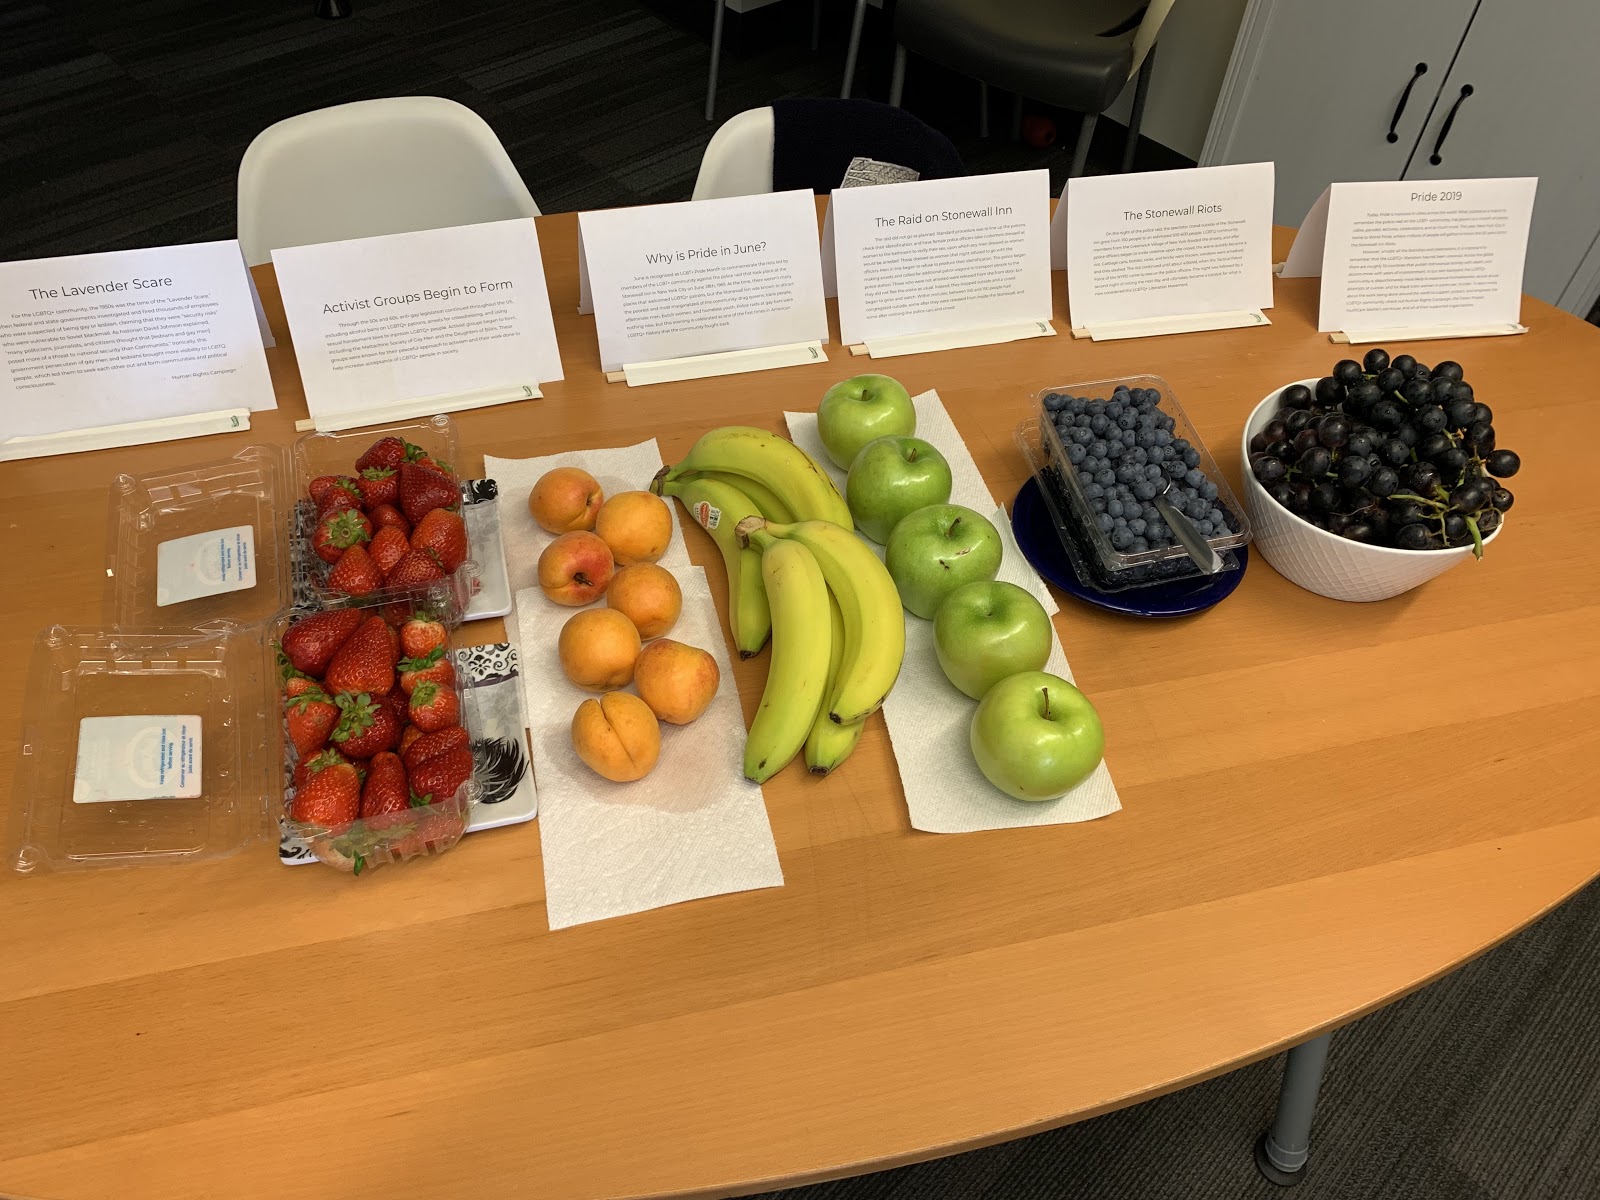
[513,569,783,928]
[485,440,691,600]
[786,390,1121,833]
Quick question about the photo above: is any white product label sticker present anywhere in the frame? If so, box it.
[73,715,203,803]
[155,525,256,606]
[691,500,721,530]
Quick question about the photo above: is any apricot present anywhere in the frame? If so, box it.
[633,639,720,725]
[571,692,660,782]
[606,563,682,639]
[594,490,673,566]
[558,607,642,691]
[528,466,603,534]
[538,531,615,606]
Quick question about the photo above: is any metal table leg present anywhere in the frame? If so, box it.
[1255,1032,1332,1186]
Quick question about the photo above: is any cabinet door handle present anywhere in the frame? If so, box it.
[1386,62,1428,144]
[1428,84,1474,165]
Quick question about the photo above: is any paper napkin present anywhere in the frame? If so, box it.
[513,567,783,928]
[785,390,1120,833]
[484,440,692,600]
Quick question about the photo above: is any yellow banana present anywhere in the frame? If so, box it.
[743,534,831,784]
[660,476,771,657]
[688,470,797,524]
[805,592,864,774]
[749,517,905,725]
[661,426,853,531]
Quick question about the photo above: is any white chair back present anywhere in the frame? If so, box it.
[691,107,776,201]
[237,97,539,266]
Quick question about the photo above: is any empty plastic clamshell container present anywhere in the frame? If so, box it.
[1019,375,1252,592]
[10,441,476,875]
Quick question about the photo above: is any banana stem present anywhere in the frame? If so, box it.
[649,464,672,496]
[735,515,769,549]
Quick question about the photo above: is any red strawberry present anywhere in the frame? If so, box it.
[400,615,447,659]
[355,436,408,473]
[368,526,409,575]
[402,724,470,770]
[284,675,318,698]
[289,756,360,831]
[378,808,467,860]
[409,747,474,806]
[384,687,409,721]
[385,548,446,586]
[314,475,363,514]
[411,508,468,572]
[408,679,460,733]
[324,617,395,697]
[356,468,398,509]
[327,543,383,596]
[398,645,455,695]
[360,751,411,818]
[399,461,459,524]
[285,690,338,756]
[313,508,372,564]
[366,503,410,535]
[294,746,347,792]
[280,609,364,677]
[399,725,423,756]
[385,621,402,664]
[330,692,402,758]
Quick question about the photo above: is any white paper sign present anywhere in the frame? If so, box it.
[577,190,827,373]
[1066,163,1275,329]
[74,716,202,803]
[831,169,1052,345]
[1293,178,1538,333]
[273,218,564,424]
[0,240,276,442]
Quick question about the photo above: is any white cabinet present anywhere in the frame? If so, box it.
[1203,0,1600,314]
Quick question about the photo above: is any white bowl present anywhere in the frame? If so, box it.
[1240,380,1499,602]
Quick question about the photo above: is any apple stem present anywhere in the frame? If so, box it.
[1040,686,1051,720]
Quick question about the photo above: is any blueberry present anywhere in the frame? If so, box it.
[1111,528,1133,549]
[1172,438,1191,453]
[1183,449,1201,468]
[1148,445,1167,463]
[1198,480,1218,500]
[1118,411,1138,431]
[1134,481,1157,501]
[1089,440,1108,458]
[1208,506,1229,528]
[1127,518,1147,537]
[1164,459,1186,479]
[1143,464,1161,481]
[1154,429,1173,446]
[1106,499,1125,518]
[1067,443,1086,464]
[1044,392,1067,411]
[1096,469,1115,487]
[1083,482,1104,500]
[1193,519,1214,536]
[1120,429,1136,446]
[1184,468,1205,488]
[1157,414,1176,432]
[1095,513,1114,532]
[1130,537,1149,553]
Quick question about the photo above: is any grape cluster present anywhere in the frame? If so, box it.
[1044,384,1236,557]
[1250,349,1520,555]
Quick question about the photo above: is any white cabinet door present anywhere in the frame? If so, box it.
[1204,0,1478,226]
[1404,0,1600,309]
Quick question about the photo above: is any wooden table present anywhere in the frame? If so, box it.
[2,211,1597,1200]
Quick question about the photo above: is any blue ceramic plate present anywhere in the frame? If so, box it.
[1012,478,1248,618]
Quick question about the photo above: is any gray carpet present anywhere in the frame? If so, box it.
[5,3,1600,1197]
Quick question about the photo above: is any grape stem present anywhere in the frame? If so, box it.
[1466,515,1485,560]
[1391,492,1447,511]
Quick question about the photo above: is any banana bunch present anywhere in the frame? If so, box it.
[652,425,903,782]
[741,516,904,781]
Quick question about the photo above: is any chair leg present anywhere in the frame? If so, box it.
[1011,92,1024,141]
[889,44,907,107]
[705,0,726,122]
[841,0,868,99]
[1120,42,1157,172]
[1069,112,1098,177]
[978,81,990,138]
[811,0,822,53]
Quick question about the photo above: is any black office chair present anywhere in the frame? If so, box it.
[888,0,1172,177]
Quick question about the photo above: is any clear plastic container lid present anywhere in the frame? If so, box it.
[107,445,294,627]
[11,623,278,873]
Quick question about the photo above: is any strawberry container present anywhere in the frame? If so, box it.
[8,444,484,876]
[290,414,477,614]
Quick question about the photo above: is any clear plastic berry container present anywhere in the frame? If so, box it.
[8,448,480,876]
[290,414,476,613]
[1027,375,1251,589]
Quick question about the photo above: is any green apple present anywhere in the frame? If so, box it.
[845,436,953,544]
[970,671,1104,801]
[933,581,1052,700]
[816,374,915,470]
[884,503,1002,619]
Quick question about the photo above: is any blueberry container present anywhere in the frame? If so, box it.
[1022,375,1251,590]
